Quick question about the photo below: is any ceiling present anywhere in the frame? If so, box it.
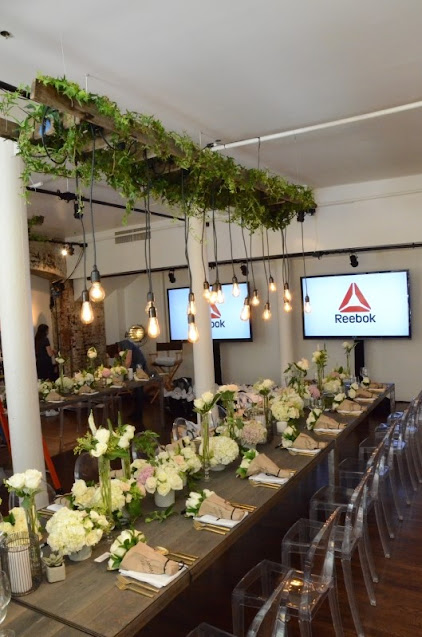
[2,0,422,238]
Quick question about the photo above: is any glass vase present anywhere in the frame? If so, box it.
[23,496,41,540]
[263,395,273,443]
[121,455,131,480]
[201,412,211,482]
[98,456,114,529]
[317,367,324,392]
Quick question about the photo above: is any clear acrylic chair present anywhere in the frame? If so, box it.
[131,432,149,461]
[232,507,343,637]
[74,452,99,482]
[303,469,374,637]
[171,417,200,442]
[187,624,234,637]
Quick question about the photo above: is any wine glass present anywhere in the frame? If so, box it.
[0,570,14,636]
[360,367,368,380]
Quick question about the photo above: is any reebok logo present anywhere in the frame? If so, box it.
[335,283,375,324]
[210,304,225,328]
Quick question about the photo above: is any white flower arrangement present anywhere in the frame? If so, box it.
[71,477,145,516]
[306,408,323,430]
[75,412,135,459]
[38,380,53,399]
[323,378,342,394]
[94,365,113,384]
[312,348,328,366]
[194,390,220,415]
[271,387,304,423]
[281,424,300,448]
[0,507,28,536]
[46,508,108,556]
[170,441,202,475]
[185,489,215,517]
[361,376,370,387]
[208,435,239,466]
[348,382,360,399]
[253,378,275,396]
[54,376,74,392]
[107,528,146,570]
[332,392,346,411]
[5,469,42,495]
[342,341,356,354]
[73,370,95,387]
[239,420,267,446]
[218,384,239,395]
[145,465,184,497]
[55,352,65,365]
[87,347,98,360]
[236,448,259,478]
[111,365,127,379]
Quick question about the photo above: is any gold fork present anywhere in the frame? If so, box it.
[229,502,256,512]
[154,546,197,563]
[117,574,159,593]
[115,579,154,598]
[193,521,229,535]
[250,480,280,490]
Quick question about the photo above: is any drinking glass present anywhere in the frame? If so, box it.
[360,367,368,379]
[0,570,14,636]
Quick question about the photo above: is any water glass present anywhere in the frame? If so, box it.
[0,570,14,636]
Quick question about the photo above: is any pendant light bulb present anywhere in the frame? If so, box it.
[263,302,271,320]
[81,289,94,325]
[268,276,277,293]
[145,291,155,314]
[187,314,199,343]
[284,300,293,313]
[251,289,260,306]
[89,266,106,302]
[216,282,225,304]
[209,284,218,304]
[203,281,211,301]
[231,276,240,298]
[304,294,312,314]
[283,282,292,302]
[187,291,197,316]
[240,297,251,321]
[147,305,161,338]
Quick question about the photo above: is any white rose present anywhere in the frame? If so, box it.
[202,391,214,404]
[194,398,204,410]
[7,473,26,490]
[282,438,293,448]
[145,477,157,493]
[284,426,293,436]
[24,469,42,491]
[95,428,110,445]
[118,435,130,449]
[91,442,108,457]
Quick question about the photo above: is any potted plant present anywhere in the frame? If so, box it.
[42,552,66,583]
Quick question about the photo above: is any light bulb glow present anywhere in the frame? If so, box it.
[263,302,271,320]
[240,297,251,321]
[203,281,211,301]
[216,287,225,304]
[283,282,292,302]
[209,286,218,304]
[251,289,260,306]
[284,300,292,312]
[80,290,94,325]
[231,276,240,297]
[187,292,197,316]
[187,314,199,343]
[89,281,106,302]
[304,294,312,314]
[61,246,68,256]
[269,276,277,292]
[147,306,160,338]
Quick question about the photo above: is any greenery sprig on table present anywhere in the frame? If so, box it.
[0,75,316,230]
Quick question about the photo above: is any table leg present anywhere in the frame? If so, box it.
[328,448,338,486]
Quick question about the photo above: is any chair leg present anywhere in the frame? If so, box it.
[374,501,391,558]
[404,447,418,492]
[380,481,395,539]
[389,468,404,521]
[410,441,422,483]
[328,586,344,637]
[397,453,411,505]
[298,619,312,637]
[59,408,64,453]
[362,523,379,583]
[341,558,365,637]
[232,598,245,637]
[358,539,376,606]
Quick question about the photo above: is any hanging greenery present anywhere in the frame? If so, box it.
[0,75,316,230]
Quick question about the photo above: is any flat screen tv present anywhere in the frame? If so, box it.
[167,283,252,342]
[301,270,411,339]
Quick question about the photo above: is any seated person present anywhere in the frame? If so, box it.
[119,338,149,429]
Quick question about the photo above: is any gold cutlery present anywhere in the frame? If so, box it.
[193,521,229,535]
[229,502,256,512]
[115,579,154,597]
[38,508,55,518]
[117,574,159,594]
[250,480,280,490]
[154,546,197,563]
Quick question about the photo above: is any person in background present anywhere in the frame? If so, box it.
[34,324,57,381]
[119,337,149,429]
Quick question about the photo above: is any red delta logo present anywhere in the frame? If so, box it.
[209,304,225,328]
[339,283,371,312]
[335,283,375,324]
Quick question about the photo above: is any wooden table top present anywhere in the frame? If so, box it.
[19,383,394,637]
[4,601,88,636]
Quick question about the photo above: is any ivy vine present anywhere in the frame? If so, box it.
[0,75,316,230]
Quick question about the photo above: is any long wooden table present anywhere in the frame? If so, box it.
[14,384,394,637]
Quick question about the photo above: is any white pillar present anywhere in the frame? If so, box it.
[275,260,294,384]
[187,216,215,397]
[0,140,46,478]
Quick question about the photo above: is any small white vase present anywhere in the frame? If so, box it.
[68,546,92,562]
[45,563,66,583]
[276,421,288,434]
[154,490,175,508]
[210,463,225,472]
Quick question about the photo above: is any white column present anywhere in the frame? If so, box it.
[187,216,215,396]
[0,140,46,478]
[275,260,294,383]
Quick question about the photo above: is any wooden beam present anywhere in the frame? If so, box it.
[0,116,19,141]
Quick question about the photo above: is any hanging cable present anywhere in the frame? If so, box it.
[266,229,276,292]
[261,228,271,320]
[240,224,251,321]
[301,221,311,313]
[249,232,260,306]
[228,205,240,297]
[79,212,94,325]
[200,208,211,301]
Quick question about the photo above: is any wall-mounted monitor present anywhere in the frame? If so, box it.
[301,270,411,339]
[167,283,252,342]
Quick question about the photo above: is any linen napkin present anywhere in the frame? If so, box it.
[292,433,327,450]
[78,384,95,394]
[246,454,293,479]
[120,543,179,577]
[369,381,384,390]
[315,414,346,430]
[119,567,185,589]
[135,368,149,380]
[193,514,244,529]
[337,399,363,413]
[355,388,374,399]
[248,472,289,486]
[198,493,247,521]
[46,390,62,402]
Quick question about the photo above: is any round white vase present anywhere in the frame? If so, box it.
[154,490,175,508]
[68,545,92,562]
[210,463,225,471]
[276,421,288,434]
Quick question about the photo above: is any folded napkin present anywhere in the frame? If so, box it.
[316,414,346,430]
[193,514,243,529]
[135,368,149,380]
[78,384,95,394]
[337,399,363,413]
[246,454,292,479]
[198,493,247,521]
[369,381,384,389]
[248,472,288,486]
[120,567,185,589]
[293,433,327,450]
[46,390,62,402]
[120,542,179,576]
[355,388,373,399]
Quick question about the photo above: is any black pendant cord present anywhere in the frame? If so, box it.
[200,208,208,282]
[240,224,250,286]
[301,221,309,297]
[249,232,257,290]
[212,202,220,282]
[143,156,153,296]
[181,172,193,291]
[228,206,236,278]
[266,229,274,282]
[89,125,97,268]
[80,213,88,288]
[261,228,269,302]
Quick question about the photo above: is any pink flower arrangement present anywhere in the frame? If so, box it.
[102,368,112,378]
[136,464,155,486]
[239,420,267,446]
[308,384,320,399]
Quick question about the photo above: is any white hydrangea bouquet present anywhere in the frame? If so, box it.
[322,377,343,395]
[0,507,28,536]
[46,508,109,556]
[54,375,74,394]
[73,370,95,388]
[236,448,259,478]
[185,489,215,517]
[4,469,43,537]
[107,528,146,570]
[238,420,267,448]
[38,380,53,399]
[280,424,300,448]
[348,382,360,399]
[206,435,239,467]
[71,477,145,525]
[271,387,304,425]
[306,408,323,430]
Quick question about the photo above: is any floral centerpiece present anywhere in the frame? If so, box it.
[218,384,239,438]
[322,377,342,395]
[284,358,310,399]
[206,435,239,468]
[342,341,357,377]
[271,387,304,428]
[194,390,221,481]
[4,469,43,537]
[55,352,66,392]
[87,346,97,373]
[280,424,300,448]
[312,347,328,391]
[238,420,267,448]
[331,392,346,411]
[107,529,146,570]
[185,489,215,517]
[0,507,28,536]
[306,408,323,430]
[71,477,145,526]
[94,364,113,388]
[348,382,360,399]
[110,364,127,384]
[54,375,74,395]
[132,455,184,507]
[38,380,53,400]
[73,370,95,388]
[46,508,109,558]
[253,379,276,441]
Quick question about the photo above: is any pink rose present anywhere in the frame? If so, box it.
[102,368,112,378]
[309,385,320,399]
[137,465,155,486]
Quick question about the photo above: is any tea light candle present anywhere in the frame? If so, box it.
[7,544,32,594]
